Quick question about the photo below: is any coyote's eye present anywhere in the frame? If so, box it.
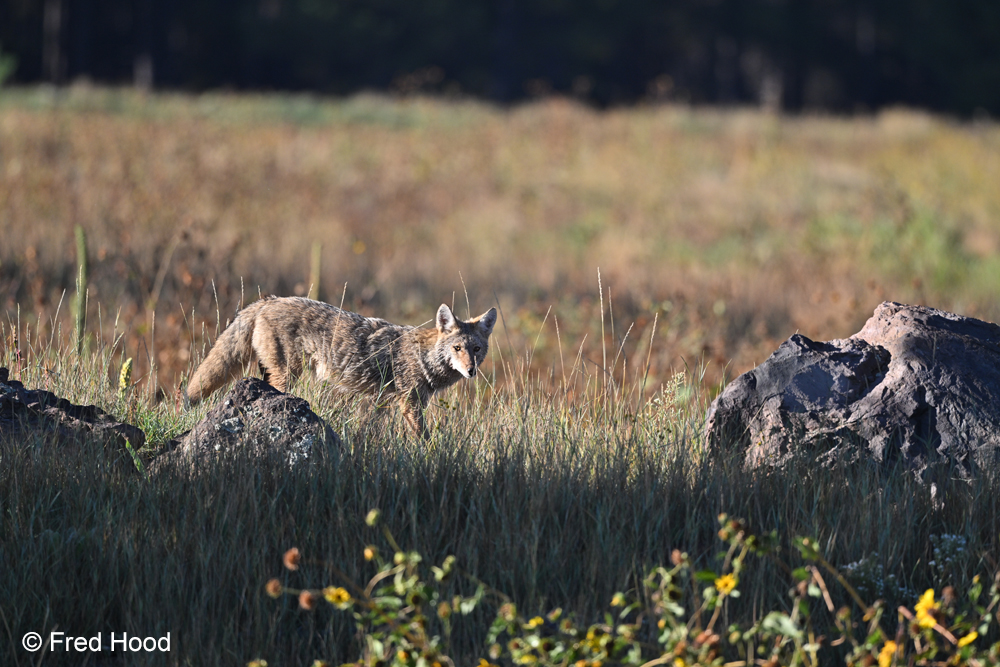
[453,345,462,351]
[474,346,481,352]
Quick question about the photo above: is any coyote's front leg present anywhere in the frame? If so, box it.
[399,388,430,439]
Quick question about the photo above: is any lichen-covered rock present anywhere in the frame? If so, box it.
[0,367,145,456]
[150,377,340,474]
[705,302,1000,475]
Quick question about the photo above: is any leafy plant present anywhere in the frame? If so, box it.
[263,510,485,666]
[262,514,1000,666]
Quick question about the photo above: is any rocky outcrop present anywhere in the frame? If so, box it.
[705,302,1000,475]
[149,378,340,474]
[0,367,145,456]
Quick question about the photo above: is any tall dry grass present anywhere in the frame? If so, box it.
[3,87,1000,397]
[2,310,999,665]
[2,87,1000,664]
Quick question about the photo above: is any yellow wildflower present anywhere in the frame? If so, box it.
[322,586,352,607]
[915,589,939,629]
[958,631,978,647]
[525,616,544,629]
[715,573,737,597]
[877,640,897,667]
[611,592,626,607]
[118,357,133,395]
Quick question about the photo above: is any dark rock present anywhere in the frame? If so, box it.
[0,367,145,455]
[149,378,340,474]
[705,302,1000,474]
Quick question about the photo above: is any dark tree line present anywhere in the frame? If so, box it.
[2,0,999,114]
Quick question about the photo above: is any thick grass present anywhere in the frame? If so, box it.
[3,88,1000,664]
[2,316,999,666]
[3,87,1000,394]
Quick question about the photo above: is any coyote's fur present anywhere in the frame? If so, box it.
[185,297,497,436]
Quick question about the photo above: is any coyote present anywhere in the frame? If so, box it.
[185,297,497,437]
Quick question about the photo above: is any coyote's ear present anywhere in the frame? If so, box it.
[436,304,457,332]
[478,307,497,335]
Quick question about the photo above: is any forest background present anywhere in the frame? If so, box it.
[2,0,1000,115]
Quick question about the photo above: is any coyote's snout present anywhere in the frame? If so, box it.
[185,297,496,437]
[447,339,483,379]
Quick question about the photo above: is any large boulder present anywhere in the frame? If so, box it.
[150,378,340,474]
[0,367,145,456]
[705,302,1000,474]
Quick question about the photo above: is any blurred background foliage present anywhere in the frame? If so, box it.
[2,91,999,394]
[1,0,999,115]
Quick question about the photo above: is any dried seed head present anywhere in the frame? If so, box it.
[283,547,301,571]
[265,578,283,598]
[298,590,318,611]
[499,603,516,622]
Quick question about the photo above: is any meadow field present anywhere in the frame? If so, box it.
[2,87,1000,665]
[3,85,1000,394]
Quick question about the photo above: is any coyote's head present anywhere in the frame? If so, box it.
[436,304,497,378]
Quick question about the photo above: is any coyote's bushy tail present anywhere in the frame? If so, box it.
[185,301,263,404]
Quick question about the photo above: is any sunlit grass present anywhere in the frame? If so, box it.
[2,88,1000,664]
[2,88,1000,397]
[2,298,999,665]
